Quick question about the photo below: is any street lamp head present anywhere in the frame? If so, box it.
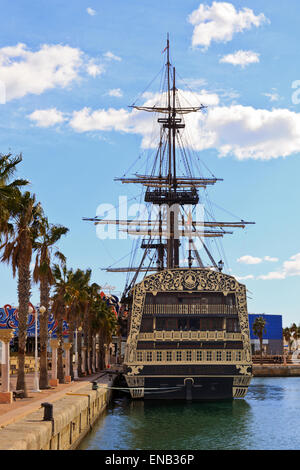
[39,306,46,314]
[218,260,224,272]
[78,326,82,332]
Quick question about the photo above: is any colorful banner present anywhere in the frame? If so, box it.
[0,293,120,338]
[0,304,68,338]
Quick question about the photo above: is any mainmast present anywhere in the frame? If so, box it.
[83,36,255,290]
[155,35,203,269]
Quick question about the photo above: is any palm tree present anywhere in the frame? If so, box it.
[1,190,42,392]
[51,257,71,384]
[283,327,292,356]
[74,269,92,375]
[290,323,300,351]
[91,296,117,370]
[52,266,98,379]
[64,268,88,379]
[252,316,267,364]
[33,218,69,389]
[0,153,28,241]
[87,282,102,373]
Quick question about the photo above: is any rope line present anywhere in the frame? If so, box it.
[98,385,185,391]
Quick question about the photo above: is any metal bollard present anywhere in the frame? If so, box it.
[41,402,53,421]
[92,381,98,390]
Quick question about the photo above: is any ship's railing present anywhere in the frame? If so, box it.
[138,330,242,341]
[143,304,238,315]
[132,348,246,364]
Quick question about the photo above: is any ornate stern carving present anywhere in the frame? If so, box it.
[127,365,144,376]
[125,268,252,368]
[236,364,252,376]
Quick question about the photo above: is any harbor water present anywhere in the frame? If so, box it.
[78,377,300,450]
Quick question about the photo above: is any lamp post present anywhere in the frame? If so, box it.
[32,305,46,393]
[0,329,14,403]
[73,326,82,380]
[218,259,224,272]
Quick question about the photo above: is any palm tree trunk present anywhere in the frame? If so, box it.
[16,253,31,395]
[68,317,75,380]
[98,330,106,370]
[88,321,93,373]
[78,327,82,376]
[260,336,263,364]
[57,316,65,383]
[83,305,89,374]
[91,334,96,372]
[39,278,50,389]
[117,331,122,364]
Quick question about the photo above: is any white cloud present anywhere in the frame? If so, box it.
[237,254,279,265]
[104,51,121,62]
[264,256,279,262]
[108,88,123,97]
[258,271,285,280]
[188,2,268,49]
[235,274,255,281]
[87,7,96,16]
[68,89,219,148]
[86,60,104,77]
[258,253,300,280]
[82,92,300,161]
[31,85,300,161]
[216,88,240,102]
[282,253,300,276]
[263,89,280,102]
[69,106,131,133]
[190,104,300,160]
[0,43,83,101]
[178,78,207,89]
[220,50,260,68]
[27,108,67,127]
[237,255,262,265]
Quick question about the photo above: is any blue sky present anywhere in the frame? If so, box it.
[1,0,300,327]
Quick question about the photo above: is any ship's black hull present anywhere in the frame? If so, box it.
[146,376,235,400]
[125,374,250,401]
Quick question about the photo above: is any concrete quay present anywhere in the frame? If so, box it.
[0,372,115,450]
[253,364,300,377]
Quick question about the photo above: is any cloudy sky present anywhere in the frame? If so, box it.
[1,0,300,326]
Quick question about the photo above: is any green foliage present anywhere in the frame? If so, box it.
[0,153,29,242]
[252,316,267,339]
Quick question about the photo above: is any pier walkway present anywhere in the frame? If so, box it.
[0,372,110,429]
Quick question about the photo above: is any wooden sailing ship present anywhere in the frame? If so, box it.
[84,37,254,400]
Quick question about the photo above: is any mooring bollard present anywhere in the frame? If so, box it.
[92,381,98,390]
[41,402,53,421]
[41,402,54,434]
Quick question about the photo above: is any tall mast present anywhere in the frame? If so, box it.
[166,35,174,268]
[167,34,172,186]
[172,66,177,187]
[83,37,255,286]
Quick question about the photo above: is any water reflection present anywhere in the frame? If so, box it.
[248,381,285,401]
[78,378,300,450]
[125,399,251,450]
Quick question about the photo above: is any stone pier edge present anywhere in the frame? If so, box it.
[253,364,300,377]
[0,377,115,450]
